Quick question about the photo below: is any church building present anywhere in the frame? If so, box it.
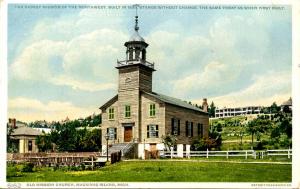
[100,15,209,157]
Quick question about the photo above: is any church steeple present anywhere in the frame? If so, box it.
[116,11,154,71]
[116,10,155,93]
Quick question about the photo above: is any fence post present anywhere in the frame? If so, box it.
[226,150,228,159]
[91,156,94,170]
[245,151,247,160]
[254,151,256,159]
[171,147,173,159]
[288,147,290,159]
[206,148,209,159]
[262,151,264,159]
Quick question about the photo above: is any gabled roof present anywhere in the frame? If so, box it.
[143,91,207,114]
[11,126,43,136]
[99,92,207,114]
[99,95,118,110]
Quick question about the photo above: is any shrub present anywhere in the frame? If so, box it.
[79,163,85,171]
[21,163,34,172]
[86,165,92,170]
[7,166,22,177]
[69,166,79,171]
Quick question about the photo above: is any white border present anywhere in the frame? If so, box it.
[1,0,299,188]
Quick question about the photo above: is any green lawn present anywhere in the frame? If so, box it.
[7,161,291,182]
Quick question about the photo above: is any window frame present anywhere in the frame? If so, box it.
[198,123,203,138]
[107,127,117,140]
[108,107,115,120]
[149,103,156,117]
[147,124,159,138]
[186,121,193,137]
[28,140,32,151]
[125,105,131,118]
[171,118,180,136]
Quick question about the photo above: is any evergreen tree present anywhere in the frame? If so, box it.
[208,101,216,117]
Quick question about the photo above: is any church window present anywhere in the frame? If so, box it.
[149,103,156,117]
[185,121,193,137]
[147,125,159,138]
[171,118,180,135]
[125,105,131,118]
[107,127,117,140]
[197,123,203,138]
[108,107,114,120]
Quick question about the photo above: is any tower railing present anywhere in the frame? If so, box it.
[117,59,154,69]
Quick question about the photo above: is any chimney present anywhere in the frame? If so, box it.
[202,98,208,112]
[8,118,16,128]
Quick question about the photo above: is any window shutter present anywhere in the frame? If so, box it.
[186,121,188,136]
[107,128,108,134]
[147,125,149,138]
[156,125,158,130]
[114,128,117,139]
[201,124,203,138]
[171,118,174,135]
[178,119,180,135]
[156,125,159,137]
[191,122,193,137]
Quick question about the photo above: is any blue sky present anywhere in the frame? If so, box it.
[8,4,292,122]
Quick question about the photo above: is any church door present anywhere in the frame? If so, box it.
[124,126,133,142]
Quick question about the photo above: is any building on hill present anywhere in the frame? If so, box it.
[99,15,209,157]
[280,97,292,112]
[215,106,262,118]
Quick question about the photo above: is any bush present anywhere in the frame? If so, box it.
[21,163,34,172]
[80,163,85,171]
[191,139,206,151]
[7,166,22,177]
[69,166,79,171]
[86,165,92,170]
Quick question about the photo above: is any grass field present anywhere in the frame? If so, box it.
[7,161,291,182]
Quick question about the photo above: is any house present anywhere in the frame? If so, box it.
[99,15,209,157]
[215,106,263,118]
[10,126,42,153]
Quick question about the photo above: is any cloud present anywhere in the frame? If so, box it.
[10,28,127,92]
[8,7,291,122]
[49,75,116,92]
[193,71,291,107]
[147,13,290,101]
[8,97,97,122]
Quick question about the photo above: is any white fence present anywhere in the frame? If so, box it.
[266,149,292,159]
[160,149,292,159]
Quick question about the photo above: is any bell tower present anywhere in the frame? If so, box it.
[116,14,155,93]
[116,13,155,143]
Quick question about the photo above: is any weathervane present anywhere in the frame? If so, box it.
[134,4,139,31]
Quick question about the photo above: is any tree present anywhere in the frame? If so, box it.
[207,124,222,150]
[7,125,18,153]
[246,117,272,148]
[36,132,52,152]
[270,102,280,114]
[208,101,216,117]
[161,134,177,151]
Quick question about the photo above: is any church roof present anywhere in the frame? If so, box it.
[127,15,145,43]
[143,91,207,114]
[129,30,145,42]
[11,126,43,136]
[99,95,118,110]
[99,92,207,114]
